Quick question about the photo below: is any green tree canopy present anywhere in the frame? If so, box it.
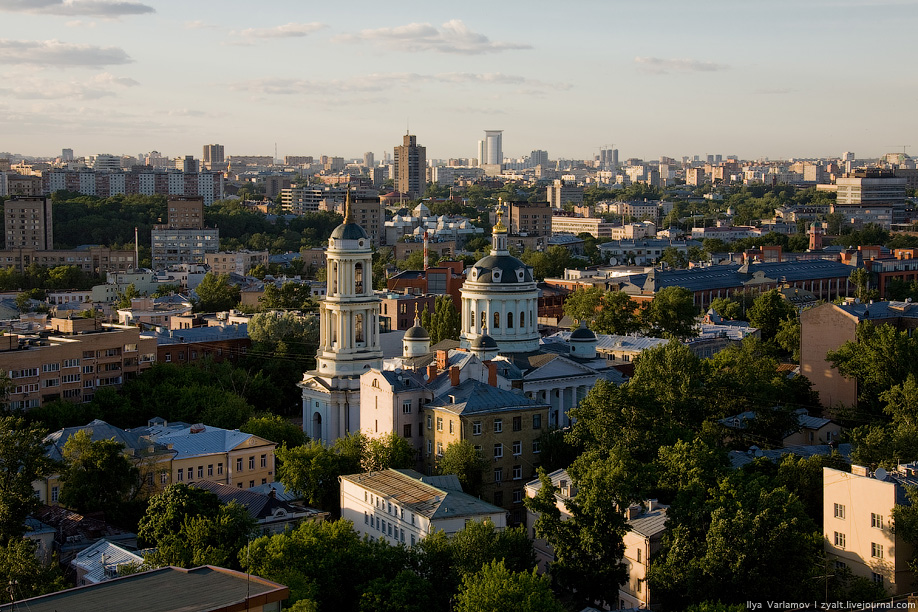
[437,440,488,498]
[562,287,640,335]
[641,286,697,338]
[0,538,67,602]
[276,434,365,512]
[58,429,140,514]
[363,433,417,473]
[419,296,460,344]
[747,289,796,341]
[193,272,241,312]
[137,483,222,547]
[0,417,54,540]
[453,560,565,612]
[241,414,307,449]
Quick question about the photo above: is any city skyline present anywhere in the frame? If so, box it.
[1,0,917,161]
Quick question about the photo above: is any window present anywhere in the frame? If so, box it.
[512,489,523,503]
[436,417,443,432]
[427,415,432,430]
[187,467,193,481]
[449,420,454,434]
[249,480,254,488]
[146,472,154,486]
[217,463,223,475]
[533,413,542,429]
[197,466,203,479]
[237,458,243,472]
[872,543,883,558]
[637,548,642,564]
[261,454,267,468]
[512,416,522,432]
[494,443,503,459]
[494,468,503,482]
[436,442,444,457]
[355,262,364,294]
[427,440,432,456]
[835,560,847,570]
[470,310,475,330]
[872,572,883,585]
[494,311,500,329]
[473,421,482,435]
[520,311,525,328]
[404,424,412,438]
[834,503,845,519]
[402,400,412,414]
[512,440,522,456]
[177,469,184,482]
[365,512,369,525]
[507,312,514,328]
[411,534,416,546]
[160,472,168,485]
[494,491,503,506]
[249,457,255,470]
[834,532,846,548]
[494,419,503,433]
[513,465,522,480]
[532,439,541,454]
[51,486,59,502]
[355,313,364,343]
[872,513,884,529]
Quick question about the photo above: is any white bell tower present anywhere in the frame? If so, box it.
[301,189,383,445]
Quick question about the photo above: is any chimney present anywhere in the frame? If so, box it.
[449,365,460,386]
[485,361,497,387]
[436,350,448,370]
[627,504,641,520]
[426,363,438,381]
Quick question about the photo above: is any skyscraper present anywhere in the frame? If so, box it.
[5,196,53,250]
[393,133,426,199]
[530,149,549,168]
[202,144,224,166]
[478,130,503,167]
[363,151,375,168]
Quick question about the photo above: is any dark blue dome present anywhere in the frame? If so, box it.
[330,222,369,240]
[470,254,533,284]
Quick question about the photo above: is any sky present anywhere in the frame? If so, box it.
[1,0,917,163]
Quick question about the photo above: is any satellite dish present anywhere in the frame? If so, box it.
[754,449,764,458]
[875,468,888,481]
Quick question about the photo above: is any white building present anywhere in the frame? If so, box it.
[460,212,540,354]
[340,468,507,546]
[301,193,383,444]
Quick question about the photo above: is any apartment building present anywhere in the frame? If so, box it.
[0,245,135,274]
[151,196,219,268]
[340,468,506,547]
[824,465,917,594]
[546,180,583,209]
[422,378,549,525]
[42,168,224,205]
[509,202,552,236]
[551,215,614,238]
[204,250,269,276]
[1,317,156,409]
[5,196,53,249]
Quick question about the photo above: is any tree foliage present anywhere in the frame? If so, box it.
[641,286,697,338]
[747,289,796,342]
[0,538,67,601]
[436,440,488,498]
[419,295,461,344]
[193,272,241,312]
[563,287,640,335]
[58,429,140,515]
[0,417,54,540]
[454,560,565,612]
[241,413,308,449]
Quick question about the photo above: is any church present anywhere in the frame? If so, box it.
[303,203,622,451]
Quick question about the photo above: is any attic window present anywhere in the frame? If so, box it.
[493,270,501,280]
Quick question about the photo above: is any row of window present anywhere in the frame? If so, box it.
[364,512,415,545]
[833,504,884,529]
[493,466,524,482]
[364,491,416,527]
[428,414,542,435]
[470,310,532,330]
[428,440,541,458]
[174,455,268,482]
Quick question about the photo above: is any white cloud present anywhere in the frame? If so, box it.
[634,56,729,74]
[65,19,96,27]
[229,22,327,43]
[0,72,137,99]
[0,0,154,17]
[0,39,132,67]
[92,71,138,87]
[183,20,217,30]
[337,19,531,55]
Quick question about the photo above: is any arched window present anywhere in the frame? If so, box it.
[313,412,322,441]
[480,311,485,330]
[332,262,338,294]
[520,311,525,328]
[355,262,364,294]
[372,378,379,388]
[331,313,338,345]
[470,310,475,331]
[493,311,500,329]
[356,313,364,343]
[507,312,514,328]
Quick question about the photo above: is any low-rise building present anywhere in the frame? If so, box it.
[824,464,917,594]
[340,468,507,546]
[192,480,324,535]
[205,250,269,276]
[71,539,145,586]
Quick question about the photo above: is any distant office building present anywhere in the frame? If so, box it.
[477,130,503,167]
[263,175,291,199]
[176,155,198,173]
[370,166,389,188]
[5,196,53,250]
[546,180,583,209]
[834,169,907,228]
[202,144,224,165]
[61,148,74,162]
[151,196,219,268]
[227,155,273,168]
[530,149,549,168]
[285,155,314,166]
[394,133,427,199]
[364,152,375,168]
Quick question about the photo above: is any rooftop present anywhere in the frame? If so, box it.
[341,469,505,521]
[427,379,547,416]
[0,565,288,612]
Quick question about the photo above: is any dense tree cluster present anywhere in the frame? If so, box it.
[419,296,460,344]
[564,285,698,339]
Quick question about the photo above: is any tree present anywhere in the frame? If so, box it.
[144,500,256,570]
[849,267,878,302]
[363,433,417,472]
[563,287,640,335]
[241,414,307,449]
[437,440,488,497]
[0,417,54,540]
[137,484,221,547]
[115,283,140,310]
[58,429,140,514]
[0,538,66,602]
[660,246,688,269]
[448,521,535,579]
[259,282,318,311]
[775,315,801,361]
[454,560,566,612]
[520,246,573,280]
[420,296,461,344]
[747,289,796,341]
[193,272,240,312]
[641,286,697,338]
[276,434,364,512]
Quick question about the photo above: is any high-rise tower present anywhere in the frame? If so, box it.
[393,133,426,199]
